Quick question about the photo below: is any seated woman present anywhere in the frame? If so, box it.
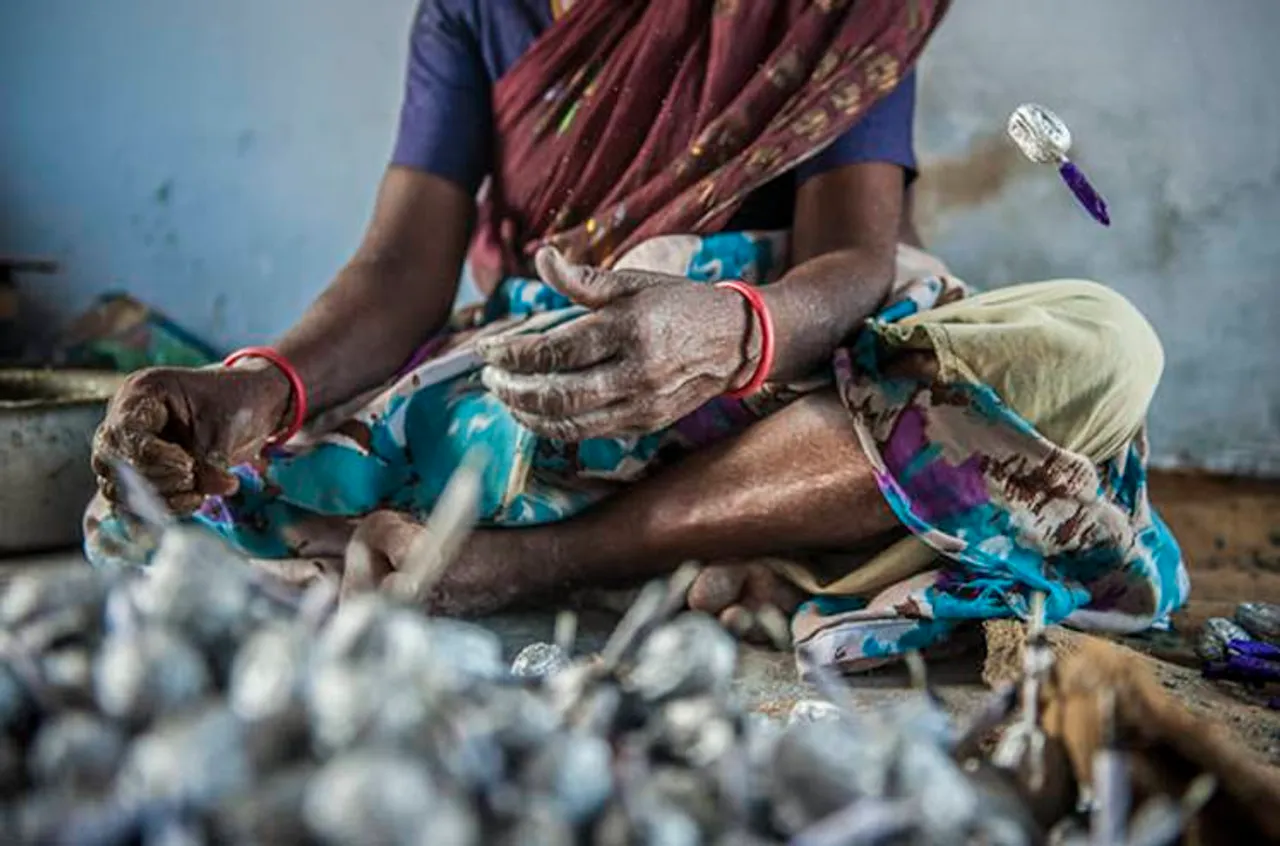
[86,0,1188,673]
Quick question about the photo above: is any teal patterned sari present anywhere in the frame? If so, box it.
[86,232,1188,672]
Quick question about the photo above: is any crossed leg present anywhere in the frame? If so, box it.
[83,381,914,628]
[349,388,902,617]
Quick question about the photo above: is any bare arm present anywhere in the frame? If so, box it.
[474,161,905,441]
[257,166,475,416]
[759,161,903,380]
[91,167,476,507]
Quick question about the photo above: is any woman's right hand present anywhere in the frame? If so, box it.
[91,362,293,514]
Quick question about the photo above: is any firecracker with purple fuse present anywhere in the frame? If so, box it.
[1007,103,1111,226]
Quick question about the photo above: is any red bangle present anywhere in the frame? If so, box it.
[222,346,308,445]
[714,280,775,400]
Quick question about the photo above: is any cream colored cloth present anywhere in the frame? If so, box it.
[782,247,1165,599]
[881,278,1164,464]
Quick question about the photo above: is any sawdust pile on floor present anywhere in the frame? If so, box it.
[1149,471,1280,634]
[984,620,1280,844]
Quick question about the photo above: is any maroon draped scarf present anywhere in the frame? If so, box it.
[469,0,950,293]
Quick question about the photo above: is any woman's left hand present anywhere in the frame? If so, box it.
[476,247,757,441]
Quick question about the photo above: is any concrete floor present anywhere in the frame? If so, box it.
[1,469,1273,726]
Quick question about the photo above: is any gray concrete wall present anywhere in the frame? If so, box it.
[3,0,1278,474]
[913,0,1280,476]
[0,1,410,348]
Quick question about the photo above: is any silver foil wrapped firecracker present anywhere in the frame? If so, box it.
[1008,103,1111,226]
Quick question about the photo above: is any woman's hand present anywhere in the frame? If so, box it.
[476,247,758,441]
[91,363,291,514]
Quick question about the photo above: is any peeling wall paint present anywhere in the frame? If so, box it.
[2,0,1278,475]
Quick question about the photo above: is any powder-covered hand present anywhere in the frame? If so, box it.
[476,247,758,441]
[91,364,291,514]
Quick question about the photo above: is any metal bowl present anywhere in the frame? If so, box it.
[0,368,125,554]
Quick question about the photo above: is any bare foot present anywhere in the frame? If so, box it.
[686,559,806,645]
[341,511,810,636]
[342,510,549,616]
